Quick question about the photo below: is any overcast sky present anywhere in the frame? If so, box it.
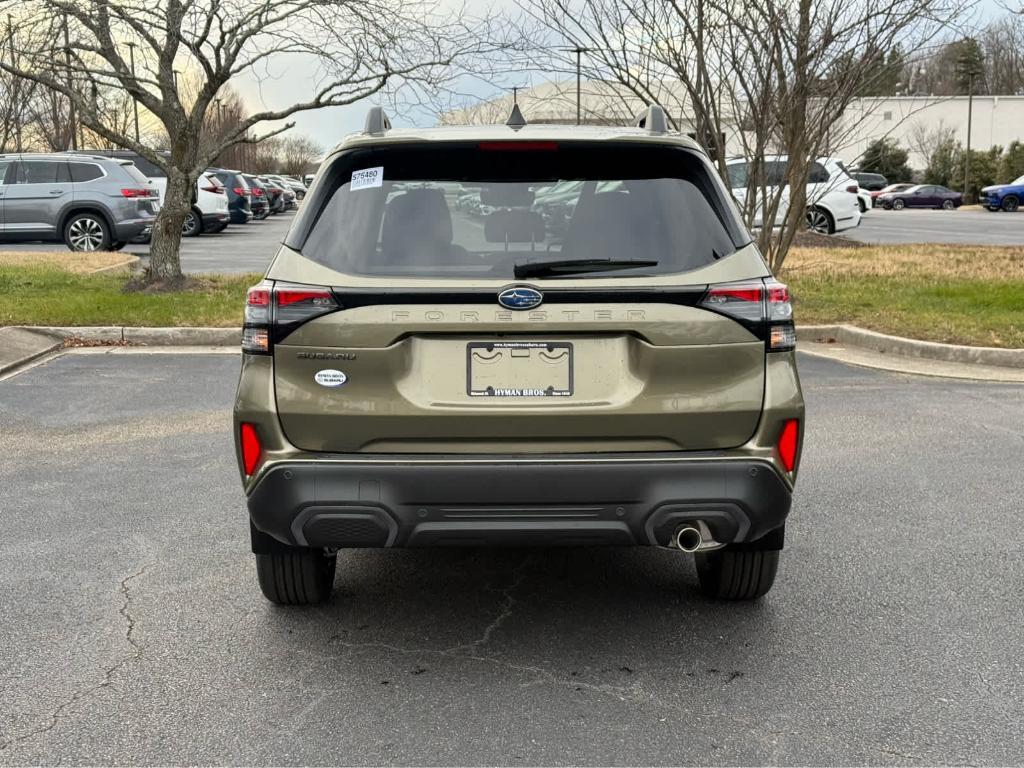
[231,0,1011,157]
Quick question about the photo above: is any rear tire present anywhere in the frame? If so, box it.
[64,212,112,252]
[695,549,779,600]
[805,206,835,234]
[1002,195,1019,212]
[182,208,202,237]
[941,199,955,210]
[255,547,336,605]
[858,199,867,213]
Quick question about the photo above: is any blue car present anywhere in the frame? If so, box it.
[979,175,1024,212]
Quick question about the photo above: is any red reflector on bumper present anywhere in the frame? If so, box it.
[240,423,262,475]
[777,419,800,472]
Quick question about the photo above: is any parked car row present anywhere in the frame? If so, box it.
[0,150,310,251]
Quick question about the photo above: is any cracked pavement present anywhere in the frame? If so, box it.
[0,352,1022,765]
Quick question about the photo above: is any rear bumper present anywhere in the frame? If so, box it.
[247,456,792,550]
[202,212,230,227]
[115,220,152,241]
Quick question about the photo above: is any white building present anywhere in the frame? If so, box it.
[829,95,1024,170]
[443,83,1024,173]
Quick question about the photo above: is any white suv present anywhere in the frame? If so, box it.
[725,156,861,235]
[183,172,231,236]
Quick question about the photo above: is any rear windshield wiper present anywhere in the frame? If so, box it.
[513,258,659,279]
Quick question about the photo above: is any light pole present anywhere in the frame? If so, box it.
[62,14,76,149]
[571,47,590,125]
[964,71,974,200]
[8,14,21,150]
[126,41,140,143]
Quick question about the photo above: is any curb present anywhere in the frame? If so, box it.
[19,326,242,346]
[0,327,64,376]
[87,256,140,274]
[796,325,1024,370]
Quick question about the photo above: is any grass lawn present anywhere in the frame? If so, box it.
[0,250,138,274]
[0,264,258,327]
[782,244,1024,348]
[0,245,1021,348]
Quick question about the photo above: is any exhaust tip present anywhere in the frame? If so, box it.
[674,525,703,553]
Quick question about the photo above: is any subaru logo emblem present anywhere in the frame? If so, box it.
[498,286,543,310]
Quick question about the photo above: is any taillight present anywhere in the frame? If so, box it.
[241,281,338,355]
[202,184,224,194]
[252,188,264,196]
[777,419,800,472]
[121,188,155,198]
[698,278,795,352]
[846,184,859,193]
[233,187,249,196]
[239,423,262,476]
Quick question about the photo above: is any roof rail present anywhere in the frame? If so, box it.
[635,104,668,134]
[364,106,392,135]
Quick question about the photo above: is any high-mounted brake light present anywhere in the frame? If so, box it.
[241,281,339,355]
[698,278,796,352]
[777,419,800,472]
[478,141,559,151]
[239,423,263,476]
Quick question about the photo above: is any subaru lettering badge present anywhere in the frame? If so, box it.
[498,286,543,310]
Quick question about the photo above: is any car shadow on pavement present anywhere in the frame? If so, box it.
[251,546,782,688]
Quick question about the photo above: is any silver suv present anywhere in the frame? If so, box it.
[0,153,160,251]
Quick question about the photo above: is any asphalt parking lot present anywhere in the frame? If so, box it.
[1,205,1021,277]
[1,351,1021,765]
[4,212,294,275]
[847,206,1024,246]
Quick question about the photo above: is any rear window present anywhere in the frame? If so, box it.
[69,162,104,182]
[295,142,744,279]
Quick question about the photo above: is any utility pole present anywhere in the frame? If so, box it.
[7,14,21,150]
[62,14,76,149]
[127,41,140,143]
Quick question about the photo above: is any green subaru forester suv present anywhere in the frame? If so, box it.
[234,105,804,605]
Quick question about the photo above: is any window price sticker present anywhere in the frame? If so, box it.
[350,166,383,191]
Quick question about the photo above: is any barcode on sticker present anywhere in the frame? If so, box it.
[351,167,383,191]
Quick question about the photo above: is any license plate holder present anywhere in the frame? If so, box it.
[467,341,573,397]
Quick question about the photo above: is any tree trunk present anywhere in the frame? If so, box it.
[147,169,193,283]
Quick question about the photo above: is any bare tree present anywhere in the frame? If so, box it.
[906,118,958,169]
[0,0,504,287]
[523,0,970,270]
[280,135,323,177]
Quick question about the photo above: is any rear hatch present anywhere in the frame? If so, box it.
[258,140,785,454]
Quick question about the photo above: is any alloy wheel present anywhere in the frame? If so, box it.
[68,217,104,251]
[892,199,905,210]
[942,200,955,210]
[805,208,832,234]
